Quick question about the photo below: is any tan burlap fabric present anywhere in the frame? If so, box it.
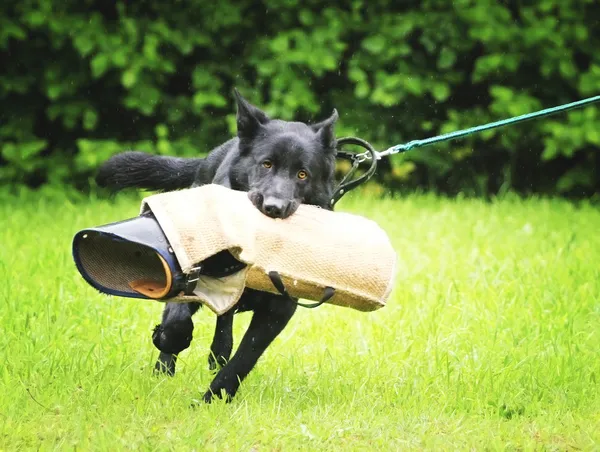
[140,184,397,315]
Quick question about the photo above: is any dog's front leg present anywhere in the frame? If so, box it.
[152,301,201,376]
[201,291,297,403]
[208,310,234,370]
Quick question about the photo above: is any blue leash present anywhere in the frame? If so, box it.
[356,94,600,162]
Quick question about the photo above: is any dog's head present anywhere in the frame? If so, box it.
[233,90,338,219]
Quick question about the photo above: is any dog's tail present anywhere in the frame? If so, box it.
[96,151,203,193]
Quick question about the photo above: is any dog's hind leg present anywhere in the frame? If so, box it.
[152,301,201,376]
[208,310,235,371]
[201,291,297,403]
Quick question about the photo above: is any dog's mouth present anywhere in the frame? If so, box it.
[248,191,299,219]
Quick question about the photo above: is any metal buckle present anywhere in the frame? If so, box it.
[186,265,203,283]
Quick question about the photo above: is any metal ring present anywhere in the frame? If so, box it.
[331,137,379,207]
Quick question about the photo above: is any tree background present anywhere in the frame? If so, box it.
[2,0,599,197]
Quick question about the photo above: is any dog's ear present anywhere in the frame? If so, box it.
[311,109,338,149]
[234,88,270,140]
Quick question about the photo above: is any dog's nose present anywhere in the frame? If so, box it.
[263,198,287,218]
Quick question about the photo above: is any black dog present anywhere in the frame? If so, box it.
[96,89,339,403]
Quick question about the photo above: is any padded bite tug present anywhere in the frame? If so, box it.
[139,184,397,313]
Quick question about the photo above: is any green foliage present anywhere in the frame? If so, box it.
[1,0,600,196]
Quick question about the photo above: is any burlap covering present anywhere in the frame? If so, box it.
[140,184,397,315]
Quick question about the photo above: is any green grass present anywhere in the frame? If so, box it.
[1,188,600,450]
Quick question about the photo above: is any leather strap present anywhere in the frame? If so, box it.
[267,271,335,309]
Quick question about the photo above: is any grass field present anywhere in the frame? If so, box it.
[1,188,600,450]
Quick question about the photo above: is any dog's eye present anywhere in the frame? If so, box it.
[297,170,308,180]
[263,160,272,169]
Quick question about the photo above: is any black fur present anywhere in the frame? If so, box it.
[96,152,202,194]
[96,89,339,403]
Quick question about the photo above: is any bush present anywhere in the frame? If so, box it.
[1,0,599,197]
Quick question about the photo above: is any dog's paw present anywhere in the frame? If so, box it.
[197,388,233,405]
[153,352,176,376]
[203,390,216,404]
[207,353,228,372]
[207,354,218,372]
[188,391,217,408]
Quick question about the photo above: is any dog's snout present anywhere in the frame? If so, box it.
[249,191,298,219]
[263,197,287,218]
